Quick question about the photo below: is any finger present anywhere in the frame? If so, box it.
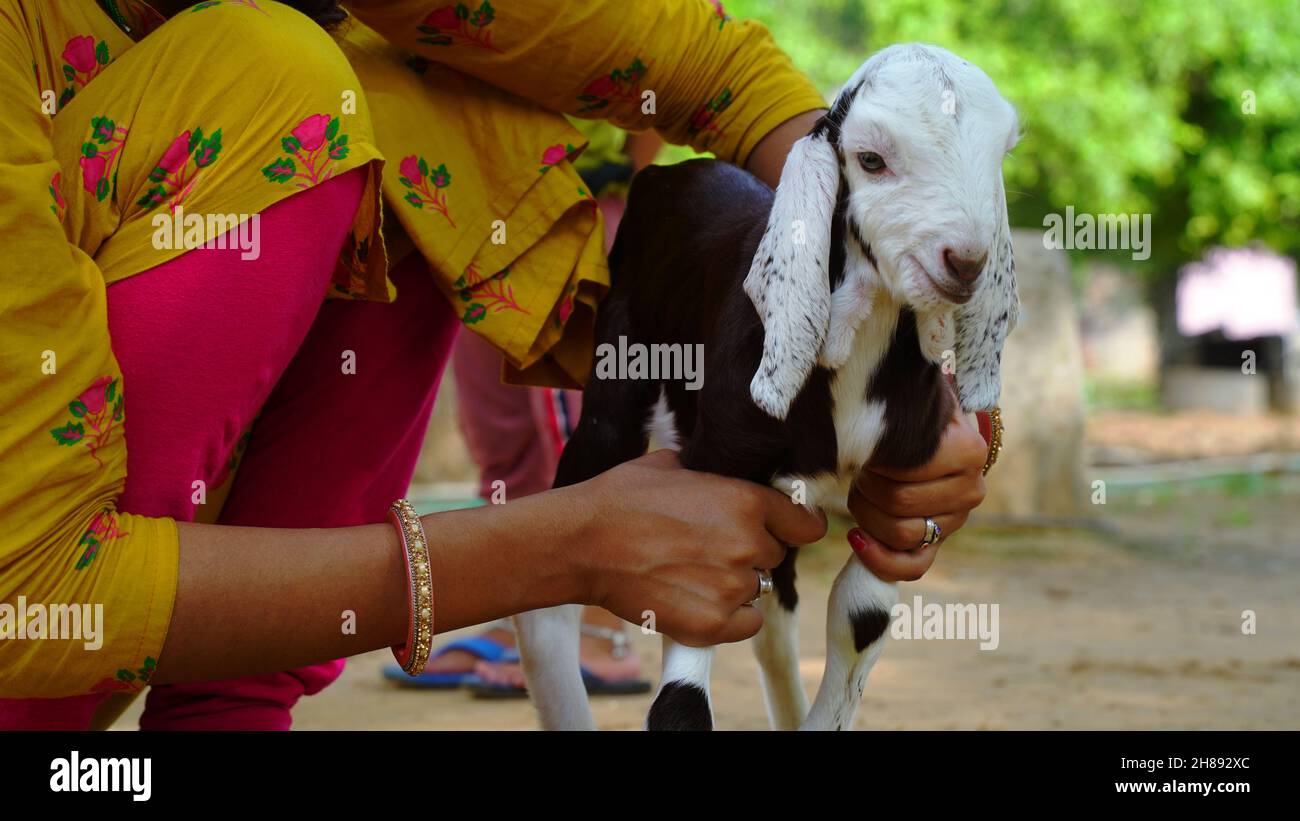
[846,495,967,552]
[757,486,828,546]
[849,528,941,582]
[867,412,988,482]
[711,601,765,645]
[751,532,789,571]
[852,470,986,519]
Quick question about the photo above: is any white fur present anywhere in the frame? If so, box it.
[746,43,1021,415]
[645,388,680,450]
[752,593,807,730]
[744,132,841,419]
[513,605,594,730]
[802,560,898,731]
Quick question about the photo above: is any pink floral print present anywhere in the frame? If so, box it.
[137,127,224,211]
[417,2,502,52]
[49,171,66,222]
[539,143,575,173]
[686,87,734,144]
[58,35,111,109]
[49,375,124,468]
[707,0,731,30]
[76,508,130,571]
[397,154,456,227]
[577,58,650,113]
[454,263,528,323]
[556,282,577,329]
[263,114,350,190]
[80,116,128,203]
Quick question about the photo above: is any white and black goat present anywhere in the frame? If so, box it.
[514,44,1021,730]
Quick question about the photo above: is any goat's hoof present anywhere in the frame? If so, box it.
[646,681,713,731]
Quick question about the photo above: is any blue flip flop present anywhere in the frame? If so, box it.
[382,635,518,689]
[464,666,652,699]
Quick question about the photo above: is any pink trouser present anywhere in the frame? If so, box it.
[452,332,581,500]
[0,167,459,730]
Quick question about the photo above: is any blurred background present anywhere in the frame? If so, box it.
[121,0,1300,729]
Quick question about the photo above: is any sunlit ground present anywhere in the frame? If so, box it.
[112,473,1300,730]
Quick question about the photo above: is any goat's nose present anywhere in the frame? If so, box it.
[942,248,988,282]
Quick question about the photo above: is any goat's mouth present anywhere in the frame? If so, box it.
[910,256,975,305]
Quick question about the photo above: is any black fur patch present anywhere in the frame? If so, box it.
[828,171,849,291]
[646,682,713,731]
[811,80,862,148]
[771,549,799,612]
[865,310,954,470]
[849,608,892,652]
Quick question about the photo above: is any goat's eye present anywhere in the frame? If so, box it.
[858,152,887,173]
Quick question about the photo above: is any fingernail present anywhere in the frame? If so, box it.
[848,528,870,554]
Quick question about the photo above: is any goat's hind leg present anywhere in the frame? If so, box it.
[802,557,898,730]
[645,430,766,732]
[514,297,660,730]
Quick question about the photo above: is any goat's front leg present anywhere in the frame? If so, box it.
[646,640,715,730]
[751,550,807,729]
[514,605,594,730]
[802,557,897,730]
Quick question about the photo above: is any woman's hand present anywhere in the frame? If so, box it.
[847,410,990,582]
[571,449,826,646]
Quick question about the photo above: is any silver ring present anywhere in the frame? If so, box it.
[754,568,774,601]
[919,517,942,549]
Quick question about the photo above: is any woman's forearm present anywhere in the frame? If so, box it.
[745,109,828,188]
[157,491,590,685]
[154,450,828,685]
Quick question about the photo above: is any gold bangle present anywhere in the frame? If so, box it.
[388,498,434,676]
[981,407,1004,476]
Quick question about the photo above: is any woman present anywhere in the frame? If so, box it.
[0,0,992,729]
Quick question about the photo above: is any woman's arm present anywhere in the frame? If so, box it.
[155,449,826,685]
[345,0,828,166]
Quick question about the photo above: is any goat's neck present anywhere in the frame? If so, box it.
[823,290,905,476]
[834,288,905,387]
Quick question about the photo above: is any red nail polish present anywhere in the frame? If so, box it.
[848,528,869,553]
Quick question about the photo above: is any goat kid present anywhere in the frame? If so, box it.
[515,44,1021,730]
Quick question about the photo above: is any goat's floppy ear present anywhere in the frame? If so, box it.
[744,132,840,419]
[953,193,1019,412]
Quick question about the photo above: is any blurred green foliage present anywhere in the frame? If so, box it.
[728,0,1300,278]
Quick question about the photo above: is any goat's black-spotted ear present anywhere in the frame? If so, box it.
[744,132,841,419]
[953,185,1020,412]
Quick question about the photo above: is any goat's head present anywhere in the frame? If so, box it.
[744,43,1021,418]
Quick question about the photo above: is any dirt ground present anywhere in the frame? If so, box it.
[114,470,1298,730]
